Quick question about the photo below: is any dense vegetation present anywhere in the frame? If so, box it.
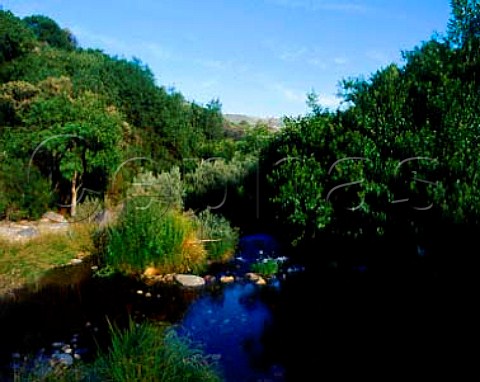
[2,1,479,380]
[259,0,480,268]
[0,9,233,220]
[0,12,247,380]
[2,2,480,263]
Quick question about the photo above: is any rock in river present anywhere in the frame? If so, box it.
[174,274,205,288]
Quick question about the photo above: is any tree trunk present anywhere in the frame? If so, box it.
[71,170,77,217]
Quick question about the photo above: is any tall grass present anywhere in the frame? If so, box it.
[13,321,223,382]
[196,209,239,263]
[93,321,222,382]
[105,198,206,274]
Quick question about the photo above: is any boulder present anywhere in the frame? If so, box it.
[174,274,205,288]
[41,211,67,223]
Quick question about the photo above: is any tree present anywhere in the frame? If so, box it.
[23,15,77,51]
[0,10,36,65]
[448,0,480,47]
[1,76,125,217]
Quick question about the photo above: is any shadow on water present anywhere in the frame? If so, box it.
[258,235,475,380]
[0,259,196,381]
[0,233,291,381]
[176,282,283,382]
[237,233,283,260]
[0,231,474,380]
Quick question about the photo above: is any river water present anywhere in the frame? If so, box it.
[0,233,296,381]
[0,232,468,380]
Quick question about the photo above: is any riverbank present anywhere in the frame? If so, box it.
[0,217,93,296]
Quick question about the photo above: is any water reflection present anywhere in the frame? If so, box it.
[177,282,285,382]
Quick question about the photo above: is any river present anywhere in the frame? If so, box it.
[0,232,468,380]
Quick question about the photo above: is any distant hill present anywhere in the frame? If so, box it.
[224,114,283,129]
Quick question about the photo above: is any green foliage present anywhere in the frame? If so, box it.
[448,0,480,47]
[105,199,205,274]
[128,167,184,211]
[196,209,239,263]
[236,123,273,157]
[0,157,52,220]
[0,76,125,215]
[0,10,36,65]
[251,258,279,277]
[1,44,228,163]
[93,321,222,382]
[0,9,240,221]
[203,99,225,141]
[13,321,222,382]
[74,195,104,223]
[261,2,480,246]
[263,112,360,243]
[184,157,253,209]
[23,15,77,51]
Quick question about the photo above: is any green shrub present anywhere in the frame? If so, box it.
[92,321,222,382]
[13,321,223,382]
[105,198,206,274]
[73,194,104,223]
[184,157,250,201]
[128,167,184,211]
[195,209,238,263]
[0,159,52,220]
[251,258,279,277]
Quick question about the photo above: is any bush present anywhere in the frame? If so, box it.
[127,167,184,211]
[93,321,223,382]
[251,258,279,277]
[13,321,222,382]
[73,194,104,223]
[0,159,52,220]
[105,198,206,274]
[195,209,238,263]
[184,157,250,204]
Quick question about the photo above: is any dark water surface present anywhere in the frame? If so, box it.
[0,233,473,380]
[176,282,283,381]
[0,234,291,381]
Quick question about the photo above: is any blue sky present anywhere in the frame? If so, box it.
[2,0,452,118]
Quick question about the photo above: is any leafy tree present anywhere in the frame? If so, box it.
[0,10,36,65]
[23,15,77,51]
[1,76,125,217]
[203,99,224,141]
[448,0,480,47]
[259,1,480,249]
[0,9,243,220]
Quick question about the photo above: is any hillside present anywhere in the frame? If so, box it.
[224,114,283,129]
[0,10,232,220]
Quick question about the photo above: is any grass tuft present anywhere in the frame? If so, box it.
[105,199,207,274]
[93,320,223,382]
